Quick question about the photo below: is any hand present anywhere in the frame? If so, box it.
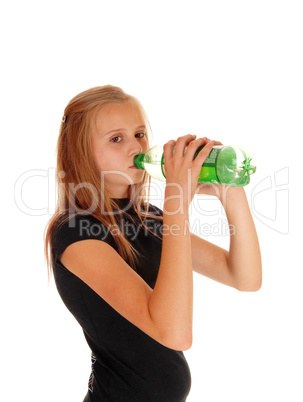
[163,135,215,207]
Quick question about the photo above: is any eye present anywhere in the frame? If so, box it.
[110,135,122,143]
[136,132,146,138]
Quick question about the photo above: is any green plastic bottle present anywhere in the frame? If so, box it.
[133,144,256,187]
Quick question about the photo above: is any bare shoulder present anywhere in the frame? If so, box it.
[60,239,164,344]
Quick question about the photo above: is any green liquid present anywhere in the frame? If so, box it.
[198,166,220,184]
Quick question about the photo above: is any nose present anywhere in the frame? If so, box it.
[129,137,143,157]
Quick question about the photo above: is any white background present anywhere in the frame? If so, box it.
[1,1,302,401]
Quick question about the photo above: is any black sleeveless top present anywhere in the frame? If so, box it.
[52,199,191,401]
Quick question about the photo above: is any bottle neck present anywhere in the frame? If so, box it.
[133,153,145,170]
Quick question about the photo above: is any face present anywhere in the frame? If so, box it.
[91,101,149,198]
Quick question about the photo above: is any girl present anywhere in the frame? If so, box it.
[44,85,262,401]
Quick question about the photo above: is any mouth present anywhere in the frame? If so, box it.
[129,165,140,169]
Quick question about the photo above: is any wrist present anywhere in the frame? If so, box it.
[219,186,247,213]
[164,185,190,212]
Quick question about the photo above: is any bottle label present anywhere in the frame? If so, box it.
[203,147,220,166]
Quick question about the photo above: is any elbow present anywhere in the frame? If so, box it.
[177,333,193,351]
[234,264,262,292]
[172,335,193,351]
[236,277,262,292]
[161,329,193,351]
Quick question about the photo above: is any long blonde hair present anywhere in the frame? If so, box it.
[44,85,162,278]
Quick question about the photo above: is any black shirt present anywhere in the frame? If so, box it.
[52,199,191,401]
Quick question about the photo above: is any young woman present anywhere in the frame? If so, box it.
[44,85,262,401]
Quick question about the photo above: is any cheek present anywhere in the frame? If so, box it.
[91,143,105,170]
[92,147,121,171]
[94,153,111,171]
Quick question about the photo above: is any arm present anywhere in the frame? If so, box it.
[148,185,193,349]
[191,186,262,291]
[223,187,262,291]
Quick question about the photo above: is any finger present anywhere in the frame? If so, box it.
[163,139,176,160]
[194,140,215,164]
[203,137,223,146]
[183,137,210,161]
[173,134,197,157]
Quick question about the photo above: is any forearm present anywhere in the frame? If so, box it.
[221,187,262,291]
[149,188,193,350]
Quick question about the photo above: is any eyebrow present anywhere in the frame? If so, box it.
[104,125,147,137]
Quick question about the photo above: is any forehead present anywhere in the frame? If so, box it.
[94,101,145,134]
